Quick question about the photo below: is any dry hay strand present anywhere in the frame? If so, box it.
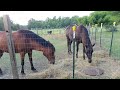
[93,50,109,58]
[111,68,120,79]
[27,58,73,79]
[26,49,120,79]
[27,68,71,79]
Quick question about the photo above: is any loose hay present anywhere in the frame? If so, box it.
[26,49,120,79]
[27,65,72,79]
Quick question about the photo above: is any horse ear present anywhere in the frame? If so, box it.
[92,43,95,47]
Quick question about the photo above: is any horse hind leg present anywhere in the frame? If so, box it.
[76,42,79,58]
[28,51,38,72]
[83,46,85,60]
[68,40,72,55]
[67,37,72,55]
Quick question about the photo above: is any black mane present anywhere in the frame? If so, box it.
[80,25,92,47]
[18,30,55,51]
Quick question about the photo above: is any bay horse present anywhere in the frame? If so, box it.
[66,24,95,63]
[0,30,55,75]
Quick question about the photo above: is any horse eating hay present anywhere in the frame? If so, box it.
[0,30,55,75]
[66,24,95,63]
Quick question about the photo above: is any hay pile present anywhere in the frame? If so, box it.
[25,49,120,79]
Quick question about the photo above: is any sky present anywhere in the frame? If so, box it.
[0,11,94,25]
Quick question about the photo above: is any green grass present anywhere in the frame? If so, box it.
[89,26,120,60]
[0,29,67,73]
[1,27,120,76]
[30,28,65,35]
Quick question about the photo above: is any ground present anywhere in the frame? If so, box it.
[0,34,120,79]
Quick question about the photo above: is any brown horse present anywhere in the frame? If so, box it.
[0,30,55,75]
[66,24,95,63]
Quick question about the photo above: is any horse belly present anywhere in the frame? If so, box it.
[14,43,33,53]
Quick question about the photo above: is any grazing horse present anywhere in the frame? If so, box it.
[0,30,55,75]
[66,24,95,63]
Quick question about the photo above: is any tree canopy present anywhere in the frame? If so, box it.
[0,11,120,31]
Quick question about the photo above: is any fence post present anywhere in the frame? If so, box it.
[91,25,94,40]
[72,25,76,79]
[95,24,97,43]
[109,22,116,56]
[100,23,103,47]
[36,28,38,35]
[88,23,91,36]
[3,15,19,79]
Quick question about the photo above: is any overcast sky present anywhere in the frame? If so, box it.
[0,11,94,25]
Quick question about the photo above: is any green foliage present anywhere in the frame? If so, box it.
[0,17,24,31]
[1,11,120,31]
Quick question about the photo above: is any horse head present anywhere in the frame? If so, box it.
[43,43,55,64]
[85,43,95,63]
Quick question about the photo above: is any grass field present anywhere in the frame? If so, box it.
[0,28,120,79]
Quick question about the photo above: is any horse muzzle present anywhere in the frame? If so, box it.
[50,60,55,64]
[88,59,92,63]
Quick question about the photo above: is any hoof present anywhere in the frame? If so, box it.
[32,70,38,73]
[21,71,26,75]
[76,55,78,58]
[32,68,38,72]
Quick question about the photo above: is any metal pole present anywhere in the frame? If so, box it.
[72,25,76,79]
[109,22,116,56]
[3,15,19,79]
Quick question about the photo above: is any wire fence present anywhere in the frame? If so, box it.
[87,24,120,60]
[1,24,120,79]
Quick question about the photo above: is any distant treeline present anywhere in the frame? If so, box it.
[0,11,120,31]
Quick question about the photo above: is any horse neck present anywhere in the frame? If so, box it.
[32,42,50,52]
[83,36,92,48]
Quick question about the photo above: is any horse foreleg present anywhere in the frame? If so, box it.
[67,39,71,55]
[83,46,85,60]
[68,41,72,55]
[20,52,26,75]
[76,42,79,58]
[28,51,37,72]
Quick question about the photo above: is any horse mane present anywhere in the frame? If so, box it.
[79,25,92,46]
[18,29,55,51]
[66,24,77,30]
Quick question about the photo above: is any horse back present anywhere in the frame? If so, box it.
[0,31,32,53]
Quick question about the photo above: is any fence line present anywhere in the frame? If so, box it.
[89,24,120,60]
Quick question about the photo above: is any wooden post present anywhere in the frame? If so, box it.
[95,24,97,43]
[3,15,19,79]
[100,23,103,47]
[88,23,91,36]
